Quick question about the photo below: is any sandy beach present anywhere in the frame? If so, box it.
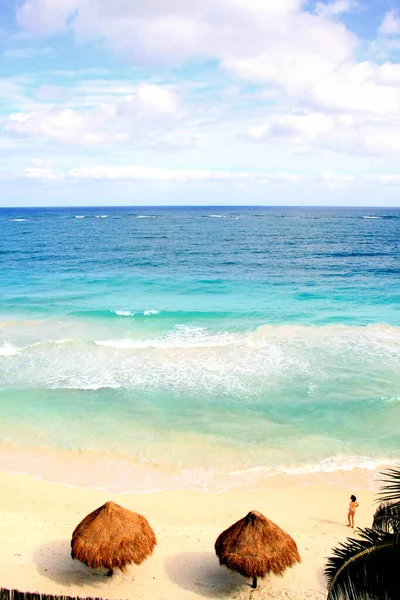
[0,469,376,600]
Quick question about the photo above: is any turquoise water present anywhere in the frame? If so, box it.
[0,206,399,491]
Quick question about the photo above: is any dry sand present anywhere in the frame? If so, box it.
[0,469,376,600]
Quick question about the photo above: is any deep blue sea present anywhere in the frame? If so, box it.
[1,206,399,491]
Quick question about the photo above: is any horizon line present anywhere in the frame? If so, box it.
[1,205,400,210]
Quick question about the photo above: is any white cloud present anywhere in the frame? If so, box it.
[123,84,181,116]
[317,172,400,186]
[66,165,299,184]
[6,0,400,199]
[314,1,358,18]
[0,78,28,105]
[374,62,400,86]
[3,47,51,59]
[229,51,400,119]
[10,2,400,124]
[30,157,53,167]
[248,113,333,143]
[376,174,400,186]
[320,171,355,184]
[17,0,78,36]
[310,62,400,115]
[15,1,398,126]
[246,105,400,158]
[20,163,299,184]
[16,0,356,73]
[5,106,124,145]
[4,83,182,146]
[25,166,59,179]
[379,10,400,37]
[18,163,400,189]
[34,84,68,101]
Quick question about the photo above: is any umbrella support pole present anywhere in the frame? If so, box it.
[252,576,257,589]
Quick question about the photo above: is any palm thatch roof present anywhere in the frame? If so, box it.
[71,501,156,573]
[215,510,300,582]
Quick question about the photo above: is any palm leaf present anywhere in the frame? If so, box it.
[325,528,400,600]
[378,466,400,504]
[372,501,400,534]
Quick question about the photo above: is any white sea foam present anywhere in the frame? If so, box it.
[363,216,381,219]
[94,331,236,350]
[6,323,400,355]
[0,444,395,493]
[280,455,396,476]
[112,309,158,317]
[95,339,142,349]
[1,329,399,486]
[0,344,19,356]
[31,339,72,348]
[64,383,122,390]
[9,218,26,222]
[95,215,109,218]
[208,214,239,219]
[74,215,85,219]
[137,215,155,219]
[0,339,75,356]
[3,323,400,410]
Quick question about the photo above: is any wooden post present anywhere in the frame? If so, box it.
[252,576,257,589]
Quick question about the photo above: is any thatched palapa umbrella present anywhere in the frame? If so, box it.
[215,510,300,589]
[71,501,156,576]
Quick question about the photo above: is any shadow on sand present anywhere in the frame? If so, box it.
[33,539,125,588]
[164,551,252,598]
[312,517,344,526]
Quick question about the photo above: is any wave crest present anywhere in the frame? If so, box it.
[2,323,400,394]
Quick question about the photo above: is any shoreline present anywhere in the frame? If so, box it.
[0,442,394,495]
[0,468,376,600]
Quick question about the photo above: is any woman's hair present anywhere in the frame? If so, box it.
[350,495,357,502]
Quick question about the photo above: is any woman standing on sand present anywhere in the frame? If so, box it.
[347,494,359,528]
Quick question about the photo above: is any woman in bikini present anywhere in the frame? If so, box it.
[347,494,359,528]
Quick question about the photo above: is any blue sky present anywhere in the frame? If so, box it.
[1,0,400,206]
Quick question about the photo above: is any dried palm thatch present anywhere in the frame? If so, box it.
[71,501,156,575]
[215,510,301,589]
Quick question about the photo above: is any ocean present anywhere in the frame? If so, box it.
[1,206,399,492]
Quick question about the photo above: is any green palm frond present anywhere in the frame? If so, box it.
[372,501,400,534]
[325,528,400,600]
[378,466,400,504]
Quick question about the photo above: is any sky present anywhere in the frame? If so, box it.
[1,0,400,206]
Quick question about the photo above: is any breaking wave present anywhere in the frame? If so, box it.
[1,323,400,394]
